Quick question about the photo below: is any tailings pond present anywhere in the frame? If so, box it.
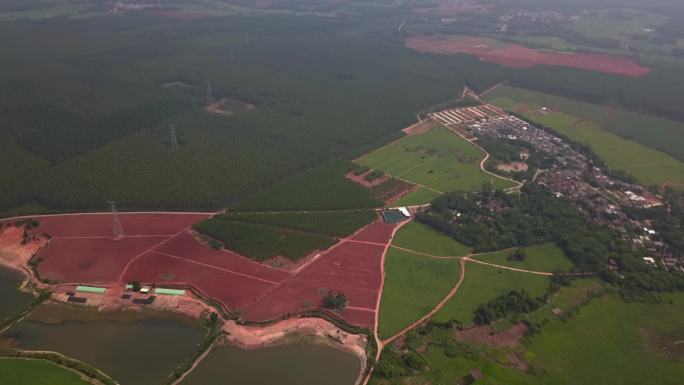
[181,343,361,385]
[0,266,32,324]
[2,308,205,385]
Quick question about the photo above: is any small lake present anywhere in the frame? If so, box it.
[181,343,361,385]
[3,316,205,385]
[0,266,33,323]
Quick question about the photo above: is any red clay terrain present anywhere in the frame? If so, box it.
[406,35,651,78]
[242,221,397,328]
[13,213,396,328]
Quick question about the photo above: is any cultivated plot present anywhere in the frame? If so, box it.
[356,125,514,198]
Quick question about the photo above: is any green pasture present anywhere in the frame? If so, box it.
[356,125,515,196]
[0,358,91,385]
[392,221,471,257]
[472,243,573,272]
[432,261,550,325]
[524,293,684,385]
[378,248,461,339]
[485,85,684,185]
[390,187,441,207]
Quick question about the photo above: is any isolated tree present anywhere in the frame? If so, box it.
[322,290,347,310]
[130,281,142,292]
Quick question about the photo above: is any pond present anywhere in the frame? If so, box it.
[181,343,361,385]
[3,313,205,385]
[0,266,33,324]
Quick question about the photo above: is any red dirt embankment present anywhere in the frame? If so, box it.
[406,35,651,78]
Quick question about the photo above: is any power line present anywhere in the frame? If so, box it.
[170,123,179,151]
[108,201,125,240]
[205,78,213,105]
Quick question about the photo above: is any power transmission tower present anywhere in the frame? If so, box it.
[205,78,213,105]
[108,201,125,240]
[170,123,179,151]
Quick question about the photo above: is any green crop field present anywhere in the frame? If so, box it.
[0,358,91,385]
[1,8,510,216]
[356,125,515,199]
[220,211,378,237]
[228,161,382,212]
[193,217,335,262]
[392,221,471,257]
[485,85,684,186]
[432,261,550,325]
[389,187,441,207]
[472,243,573,272]
[378,248,461,339]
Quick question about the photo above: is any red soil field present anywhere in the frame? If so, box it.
[242,222,396,328]
[121,250,281,310]
[406,35,651,78]
[38,236,168,283]
[27,213,210,238]
[23,213,395,328]
[348,221,396,244]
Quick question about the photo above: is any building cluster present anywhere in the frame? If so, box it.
[462,113,680,272]
[496,10,566,33]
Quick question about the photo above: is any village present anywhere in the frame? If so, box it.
[437,105,681,272]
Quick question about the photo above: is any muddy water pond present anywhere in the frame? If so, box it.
[0,266,33,323]
[3,314,205,385]
[181,343,361,385]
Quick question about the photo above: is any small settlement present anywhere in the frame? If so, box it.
[431,105,681,272]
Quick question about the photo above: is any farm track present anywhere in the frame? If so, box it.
[445,125,523,192]
[365,238,569,384]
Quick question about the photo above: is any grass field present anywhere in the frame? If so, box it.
[524,293,684,385]
[472,243,573,272]
[389,187,441,207]
[356,125,515,200]
[432,261,550,325]
[485,85,684,186]
[0,358,91,385]
[378,248,461,339]
[392,221,471,257]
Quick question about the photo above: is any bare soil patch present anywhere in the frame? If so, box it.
[455,323,528,348]
[642,327,684,361]
[496,162,528,173]
[205,98,255,116]
[402,120,434,136]
[345,170,389,188]
[406,35,651,78]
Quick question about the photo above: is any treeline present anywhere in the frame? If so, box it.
[220,210,377,237]
[418,184,684,301]
[474,290,545,325]
[418,184,621,271]
[193,217,336,262]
